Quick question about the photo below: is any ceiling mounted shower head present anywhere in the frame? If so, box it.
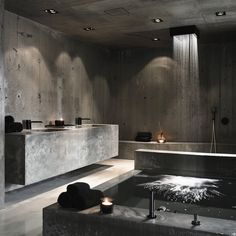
[170,25,200,38]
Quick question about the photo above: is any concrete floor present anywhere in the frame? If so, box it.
[0,158,134,236]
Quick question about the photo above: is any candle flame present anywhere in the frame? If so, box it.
[102,197,113,206]
[157,132,166,143]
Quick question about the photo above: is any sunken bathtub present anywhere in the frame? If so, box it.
[43,149,236,236]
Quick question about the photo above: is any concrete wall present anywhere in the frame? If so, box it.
[108,42,236,143]
[107,47,174,141]
[0,0,4,208]
[3,9,236,199]
[199,42,236,144]
[4,9,236,144]
[4,10,110,126]
[3,10,113,194]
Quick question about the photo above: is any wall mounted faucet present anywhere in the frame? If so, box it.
[75,117,91,125]
[22,120,43,129]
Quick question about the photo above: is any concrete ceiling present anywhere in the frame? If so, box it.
[5,0,236,48]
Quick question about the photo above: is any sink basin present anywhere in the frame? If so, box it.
[31,128,70,132]
[30,125,103,132]
[76,124,102,128]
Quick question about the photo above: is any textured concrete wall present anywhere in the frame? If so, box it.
[5,9,236,144]
[199,42,236,144]
[0,0,4,209]
[3,10,113,193]
[108,42,236,143]
[107,47,174,141]
[4,10,110,126]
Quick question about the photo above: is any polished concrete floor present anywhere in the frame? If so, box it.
[0,159,134,236]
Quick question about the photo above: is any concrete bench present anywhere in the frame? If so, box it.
[43,203,236,236]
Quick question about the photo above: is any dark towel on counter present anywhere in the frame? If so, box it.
[5,115,14,124]
[135,131,152,142]
[57,182,104,210]
[57,192,73,208]
[67,182,90,196]
[136,132,152,137]
[70,189,104,210]
[135,136,152,142]
[5,122,23,133]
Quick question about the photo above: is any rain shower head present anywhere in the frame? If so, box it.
[170,25,200,38]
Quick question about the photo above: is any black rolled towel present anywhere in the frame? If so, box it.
[67,182,90,196]
[135,136,152,142]
[57,192,73,208]
[5,122,23,133]
[87,189,104,206]
[5,115,14,124]
[71,189,104,210]
[136,132,152,138]
[135,131,152,142]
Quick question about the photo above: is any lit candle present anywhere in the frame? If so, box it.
[55,118,64,126]
[157,132,166,143]
[158,139,165,144]
[102,198,112,206]
[100,197,114,214]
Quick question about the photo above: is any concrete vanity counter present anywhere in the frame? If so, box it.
[5,124,118,185]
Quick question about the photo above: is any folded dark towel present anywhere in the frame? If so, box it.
[136,132,152,138]
[70,189,104,210]
[135,132,152,142]
[5,122,23,133]
[67,182,90,195]
[5,115,14,124]
[57,188,104,210]
[135,136,152,142]
[57,192,73,208]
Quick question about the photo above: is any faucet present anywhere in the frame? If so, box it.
[191,214,200,226]
[75,117,90,126]
[22,120,43,129]
[147,190,157,219]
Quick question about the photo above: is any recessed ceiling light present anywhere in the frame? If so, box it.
[215,11,226,16]
[83,27,95,31]
[152,18,163,23]
[152,38,160,41]
[44,9,58,14]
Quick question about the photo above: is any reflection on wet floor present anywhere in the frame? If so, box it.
[0,159,134,236]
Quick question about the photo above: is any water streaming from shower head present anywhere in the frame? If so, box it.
[172,31,201,141]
